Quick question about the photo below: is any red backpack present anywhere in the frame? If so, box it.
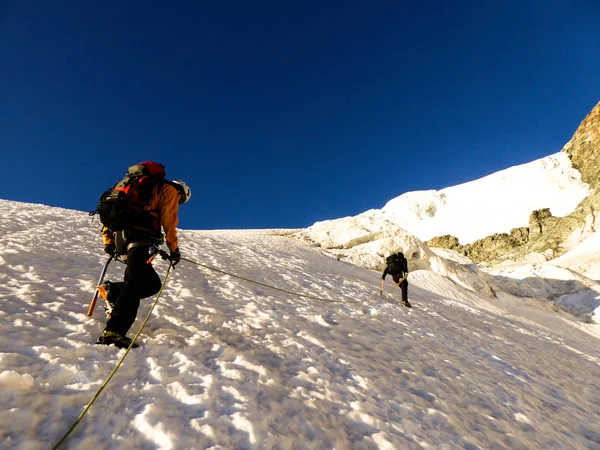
[93,161,166,232]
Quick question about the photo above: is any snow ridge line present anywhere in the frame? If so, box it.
[52,262,174,450]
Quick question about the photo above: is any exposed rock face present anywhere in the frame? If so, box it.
[563,101,600,188]
[466,233,520,262]
[510,227,529,245]
[529,208,552,237]
[426,235,461,250]
[428,231,523,264]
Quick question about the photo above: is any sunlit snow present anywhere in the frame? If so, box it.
[1,198,599,449]
[376,152,589,244]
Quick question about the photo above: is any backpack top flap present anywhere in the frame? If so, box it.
[120,162,166,206]
[128,161,166,177]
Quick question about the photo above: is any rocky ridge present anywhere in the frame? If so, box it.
[427,101,600,265]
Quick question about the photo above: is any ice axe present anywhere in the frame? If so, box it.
[86,256,113,316]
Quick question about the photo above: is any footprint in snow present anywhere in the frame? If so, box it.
[362,306,377,316]
[323,313,338,325]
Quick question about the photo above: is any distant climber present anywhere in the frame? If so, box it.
[381,252,411,307]
[92,161,191,348]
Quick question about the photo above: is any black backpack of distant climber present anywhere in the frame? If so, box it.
[386,252,408,275]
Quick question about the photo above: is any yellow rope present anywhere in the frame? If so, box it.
[52,263,173,450]
[180,256,362,304]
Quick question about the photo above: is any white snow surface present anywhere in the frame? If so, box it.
[1,199,600,449]
[374,152,589,244]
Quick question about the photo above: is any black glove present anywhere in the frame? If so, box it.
[104,244,117,257]
[170,248,181,266]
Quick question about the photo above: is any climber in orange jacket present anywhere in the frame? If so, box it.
[96,161,191,348]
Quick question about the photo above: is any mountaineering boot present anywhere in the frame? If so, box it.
[98,281,115,318]
[96,330,139,349]
[402,300,412,308]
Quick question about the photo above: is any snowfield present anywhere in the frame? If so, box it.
[1,199,600,449]
[374,152,590,244]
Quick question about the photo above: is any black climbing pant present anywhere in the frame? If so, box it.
[392,274,409,304]
[105,245,162,336]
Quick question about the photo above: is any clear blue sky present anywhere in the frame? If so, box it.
[1,1,599,230]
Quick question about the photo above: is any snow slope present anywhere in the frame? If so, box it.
[1,199,600,449]
[294,207,600,323]
[373,152,589,244]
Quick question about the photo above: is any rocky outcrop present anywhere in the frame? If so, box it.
[510,227,529,245]
[466,233,520,262]
[563,101,600,188]
[529,208,552,237]
[428,230,523,264]
[427,208,583,264]
[426,235,461,251]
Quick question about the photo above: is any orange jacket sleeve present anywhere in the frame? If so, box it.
[157,184,180,252]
